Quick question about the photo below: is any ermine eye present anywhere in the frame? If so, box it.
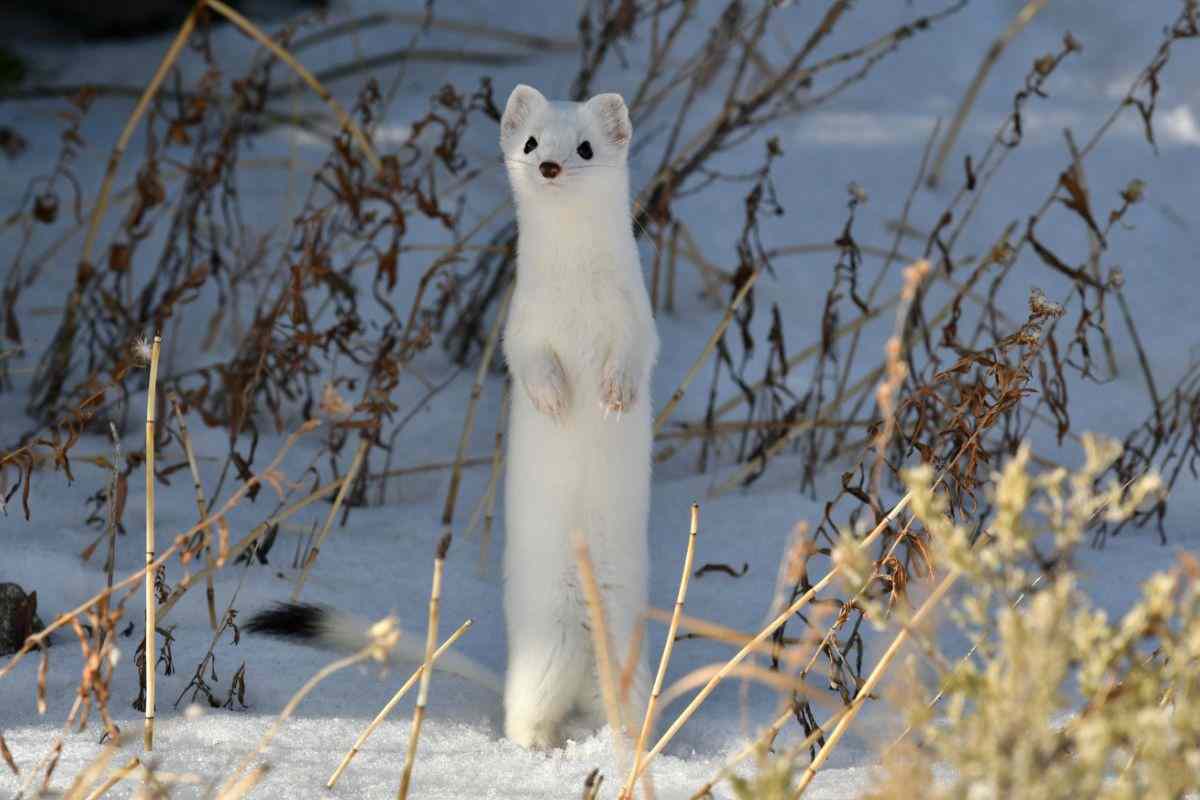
[577,140,593,160]
[523,137,538,154]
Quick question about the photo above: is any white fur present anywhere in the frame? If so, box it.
[499,84,659,748]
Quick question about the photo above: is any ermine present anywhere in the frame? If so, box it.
[246,85,658,751]
[499,84,658,749]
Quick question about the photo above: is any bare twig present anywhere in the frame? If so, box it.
[926,0,1050,187]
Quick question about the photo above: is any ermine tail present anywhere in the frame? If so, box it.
[245,602,502,694]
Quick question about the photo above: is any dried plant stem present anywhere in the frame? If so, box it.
[202,0,382,173]
[397,532,451,800]
[27,0,196,414]
[574,533,631,773]
[291,437,369,600]
[81,756,140,800]
[707,291,900,422]
[157,473,339,620]
[292,438,367,599]
[709,365,882,497]
[220,650,371,795]
[143,334,161,752]
[327,618,474,789]
[926,0,1049,187]
[643,608,782,655]
[654,269,761,435]
[793,569,960,796]
[63,740,117,800]
[630,500,893,784]
[689,706,794,800]
[170,395,218,630]
[443,281,512,524]
[377,455,492,481]
[0,420,323,680]
[689,705,851,800]
[468,384,508,574]
[291,11,577,54]
[881,575,1041,759]
[216,764,270,800]
[80,12,196,270]
[621,503,699,800]
[657,417,865,441]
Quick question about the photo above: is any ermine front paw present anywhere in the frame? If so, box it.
[522,353,570,419]
[600,360,637,416]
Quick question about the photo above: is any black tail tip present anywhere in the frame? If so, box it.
[244,602,326,641]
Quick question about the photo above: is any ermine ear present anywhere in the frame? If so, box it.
[586,93,631,148]
[501,84,547,142]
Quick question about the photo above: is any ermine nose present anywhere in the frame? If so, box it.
[539,161,561,179]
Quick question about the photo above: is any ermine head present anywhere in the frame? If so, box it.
[500,84,631,206]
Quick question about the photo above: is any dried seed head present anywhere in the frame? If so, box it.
[131,336,153,366]
[366,616,401,662]
[319,383,354,419]
[1121,178,1146,204]
[1029,287,1064,319]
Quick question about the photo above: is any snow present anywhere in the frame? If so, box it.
[2,0,1199,797]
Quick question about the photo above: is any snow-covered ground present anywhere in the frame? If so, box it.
[2,1,1198,797]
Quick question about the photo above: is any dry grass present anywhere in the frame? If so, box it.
[142,334,162,751]
[396,532,451,800]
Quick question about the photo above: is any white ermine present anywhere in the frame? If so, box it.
[499,84,658,749]
[245,85,657,752]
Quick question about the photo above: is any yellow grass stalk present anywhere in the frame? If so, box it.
[327,618,474,789]
[291,437,369,600]
[203,0,381,173]
[627,490,915,786]
[621,504,700,800]
[143,334,161,751]
[81,756,140,800]
[169,394,218,630]
[0,421,324,681]
[216,764,270,800]
[574,532,632,773]
[396,532,451,800]
[62,740,117,800]
[654,270,761,435]
[220,649,373,795]
[644,607,783,654]
[80,10,197,270]
[793,568,960,796]
[443,282,512,524]
[689,706,851,800]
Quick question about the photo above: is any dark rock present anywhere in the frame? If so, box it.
[0,583,45,656]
